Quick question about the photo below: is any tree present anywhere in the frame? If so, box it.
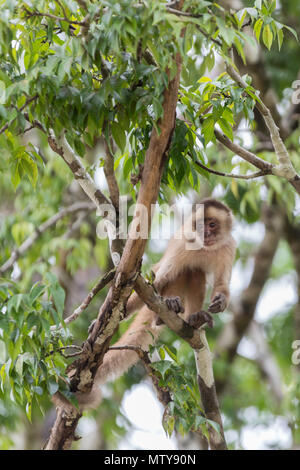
[0,0,299,450]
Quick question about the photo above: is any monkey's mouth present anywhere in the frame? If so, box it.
[204,238,216,246]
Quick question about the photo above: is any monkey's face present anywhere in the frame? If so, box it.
[204,217,220,246]
[202,204,233,248]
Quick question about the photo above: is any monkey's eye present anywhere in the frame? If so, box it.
[209,222,216,228]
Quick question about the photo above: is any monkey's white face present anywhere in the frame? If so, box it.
[204,217,219,246]
[202,206,232,249]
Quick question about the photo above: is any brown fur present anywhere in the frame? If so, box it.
[77,199,236,409]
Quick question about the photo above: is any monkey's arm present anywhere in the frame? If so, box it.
[209,240,236,313]
[184,270,214,328]
[126,291,144,315]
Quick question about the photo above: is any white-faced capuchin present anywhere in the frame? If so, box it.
[78,198,236,409]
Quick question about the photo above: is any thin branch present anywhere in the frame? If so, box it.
[63,268,116,326]
[48,132,111,209]
[0,201,94,274]
[0,95,38,135]
[214,128,274,173]
[166,6,202,18]
[46,345,84,358]
[226,62,300,188]
[103,126,120,210]
[23,7,88,27]
[109,345,172,407]
[54,0,68,19]
[194,158,269,180]
[133,273,227,449]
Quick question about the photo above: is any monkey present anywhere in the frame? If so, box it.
[77,198,236,409]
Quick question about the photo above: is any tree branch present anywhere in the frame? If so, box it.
[48,133,111,209]
[133,274,227,450]
[194,158,269,180]
[214,128,274,173]
[0,201,94,274]
[23,7,88,27]
[109,345,172,407]
[0,95,38,135]
[63,268,116,327]
[226,62,300,192]
[45,14,184,448]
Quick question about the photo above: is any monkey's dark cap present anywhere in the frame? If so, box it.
[201,198,231,214]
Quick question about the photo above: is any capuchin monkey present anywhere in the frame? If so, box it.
[77,198,236,409]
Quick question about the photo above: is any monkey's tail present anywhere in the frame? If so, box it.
[77,306,161,410]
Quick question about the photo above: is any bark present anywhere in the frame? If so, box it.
[45,29,183,449]
[134,275,204,350]
[195,330,227,450]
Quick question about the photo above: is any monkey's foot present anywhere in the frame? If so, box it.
[188,311,214,329]
[208,293,227,313]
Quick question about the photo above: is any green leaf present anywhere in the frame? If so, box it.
[201,116,215,146]
[284,25,298,41]
[29,283,45,305]
[277,28,284,50]
[254,18,263,43]
[218,118,233,141]
[151,360,172,379]
[47,378,59,396]
[263,25,273,50]
[162,414,175,437]
[51,284,65,318]
[111,121,126,152]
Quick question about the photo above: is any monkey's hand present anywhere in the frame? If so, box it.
[165,296,184,314]
[208,293,227,313]
[188,311,214,329]
[156,296,184,325]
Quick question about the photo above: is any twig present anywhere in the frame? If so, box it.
[23,7,88,27]
[46,345,83,358]
[103,125,120,210]
[48,132,111,209]
[194,159,269,180]
[0,201,94,274]
[214,128,274,173]
[166,6,202,18]
[0,95,38,135]
[63,268,116,326]
[109,345,172,407]
[54,0,67,19]
[226,62,300,189]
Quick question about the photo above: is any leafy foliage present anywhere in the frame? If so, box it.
[0,274,73,421]
[0,0,299,450]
